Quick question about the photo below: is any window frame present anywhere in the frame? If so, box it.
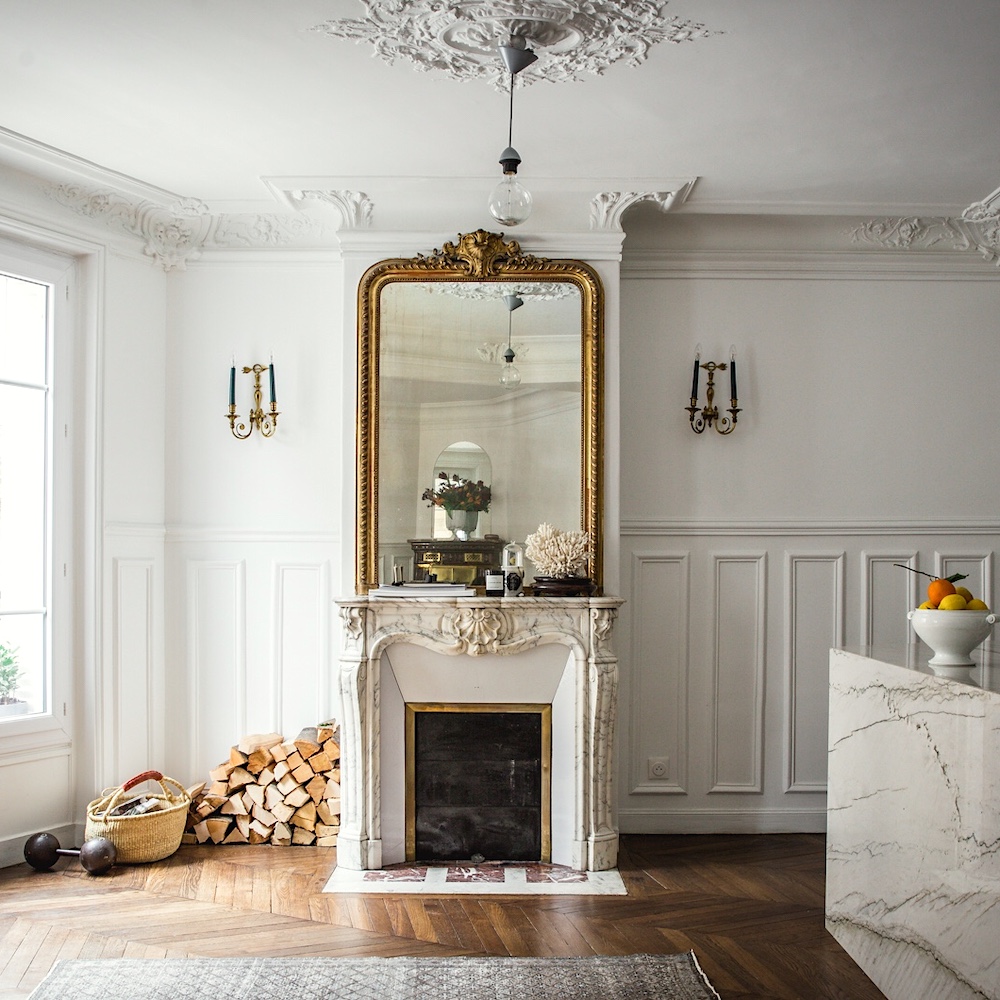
[0,237,75,748]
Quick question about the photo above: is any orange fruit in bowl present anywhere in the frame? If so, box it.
[927,578,957,605]
[938,593,968,610]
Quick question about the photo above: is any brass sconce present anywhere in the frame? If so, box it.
[686,345,740,435]
[227,357,279,439]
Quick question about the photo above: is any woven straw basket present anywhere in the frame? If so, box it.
[85,770,190,863]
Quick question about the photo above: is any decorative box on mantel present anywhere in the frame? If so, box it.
[408,536,505,586]
[335,594,623,873]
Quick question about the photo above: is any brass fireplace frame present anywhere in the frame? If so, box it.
[404,702,552,863]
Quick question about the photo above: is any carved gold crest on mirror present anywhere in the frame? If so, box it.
[356,230,603,595]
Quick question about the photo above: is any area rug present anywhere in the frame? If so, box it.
[28,954,722,999]
[323,861,627,895]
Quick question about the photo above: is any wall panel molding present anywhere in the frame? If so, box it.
[187,560,246,772]
[784,552,844,794]
[271,561,333,737]
[938,549,995,654]
[167,526,339,544]
[627,551,689,795]
[861,551,917,647]
[621,518,1000,536]
[112,557,155,778]
[710,553,767,793]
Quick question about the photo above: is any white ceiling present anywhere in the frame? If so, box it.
[2,0,998,218]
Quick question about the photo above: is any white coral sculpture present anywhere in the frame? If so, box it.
[524,523,591,579]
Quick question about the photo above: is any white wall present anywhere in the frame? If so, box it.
[5,191,1000,865]
[616,213,1000,832]
[162,256,344,780]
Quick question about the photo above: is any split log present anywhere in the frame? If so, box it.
[238,732,283,755]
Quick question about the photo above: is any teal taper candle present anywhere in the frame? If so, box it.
[268,360,276,404]
[229,364,235,406]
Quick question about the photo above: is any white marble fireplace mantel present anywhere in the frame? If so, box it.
[335,594,624,872]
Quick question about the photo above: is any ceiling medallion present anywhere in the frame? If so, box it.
[311,1,717,87]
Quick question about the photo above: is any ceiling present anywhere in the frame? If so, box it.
[1,0,998,220]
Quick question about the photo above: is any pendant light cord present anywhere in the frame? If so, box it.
[508,72,515,148]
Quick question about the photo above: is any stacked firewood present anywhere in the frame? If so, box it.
[182,724,341,847]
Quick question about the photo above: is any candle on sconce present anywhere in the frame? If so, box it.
[268,353,276,405]
[729,345,737,400]
[229,355,236,407]
[690,344,701,399]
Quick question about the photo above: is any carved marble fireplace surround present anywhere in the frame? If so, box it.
[336,595,622,872]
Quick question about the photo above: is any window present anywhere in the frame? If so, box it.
[0,244,71,724]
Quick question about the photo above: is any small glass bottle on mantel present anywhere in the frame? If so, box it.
[502,540,525,596]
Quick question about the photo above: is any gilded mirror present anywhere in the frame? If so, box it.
[356,230,603,594]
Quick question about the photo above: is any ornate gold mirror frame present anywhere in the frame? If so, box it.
[356,229,604,594]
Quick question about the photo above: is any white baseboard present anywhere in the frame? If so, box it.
[618,808,827,835]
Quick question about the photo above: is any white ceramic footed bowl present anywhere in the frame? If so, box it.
[908,609,997,666]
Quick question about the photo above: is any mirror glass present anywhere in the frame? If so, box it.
[356,231,603,593]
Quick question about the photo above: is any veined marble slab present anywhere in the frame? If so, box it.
[827,645,1000,1000]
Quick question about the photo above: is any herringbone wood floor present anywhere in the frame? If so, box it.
[0,833,884,999]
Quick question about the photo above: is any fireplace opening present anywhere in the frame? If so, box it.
[405,703,551,862]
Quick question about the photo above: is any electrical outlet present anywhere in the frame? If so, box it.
[647,756,669,780]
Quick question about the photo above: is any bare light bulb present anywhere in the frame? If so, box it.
[499,356,522,388]
[489,172,532,227]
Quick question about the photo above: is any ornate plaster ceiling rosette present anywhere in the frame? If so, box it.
[311,1,717,87]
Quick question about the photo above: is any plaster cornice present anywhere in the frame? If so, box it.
[44,183,329,270]
[850,216,1000,267]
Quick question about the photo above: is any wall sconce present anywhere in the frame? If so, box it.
[686,344,741,435]
[227,356,279,439]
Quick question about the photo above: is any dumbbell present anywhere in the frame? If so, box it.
[23,831,117,876]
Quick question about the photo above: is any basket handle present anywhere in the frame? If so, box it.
[122,770,188,803]
[122,769,163,792]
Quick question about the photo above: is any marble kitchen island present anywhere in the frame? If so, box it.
[826,645,1000,1000]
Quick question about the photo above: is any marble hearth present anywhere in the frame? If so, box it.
[335,595,623,872]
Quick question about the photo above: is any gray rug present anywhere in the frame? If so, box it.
[28,953,721,999]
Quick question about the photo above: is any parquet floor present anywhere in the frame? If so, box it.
[0,833,884,999]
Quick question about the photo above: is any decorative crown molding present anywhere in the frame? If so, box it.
[962,184,1000,224]
[850,216,1000,267]
[311,1,718,88]
[590,185,697,230]
[45,183,325,269]
[287,189,374,229]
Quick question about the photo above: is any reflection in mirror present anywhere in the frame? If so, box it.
[377,282,581,579]
[426,442,492,540]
